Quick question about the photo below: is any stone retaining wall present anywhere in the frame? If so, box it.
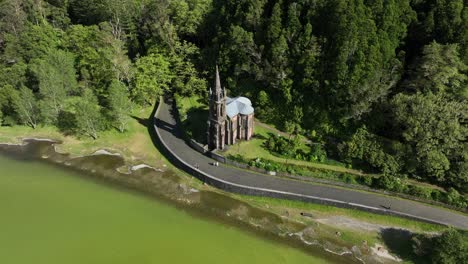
[209,151,226,163]
[189,139,208,154]
[223,158,467,213]
[154,98,451,227]
[172,96,466,214]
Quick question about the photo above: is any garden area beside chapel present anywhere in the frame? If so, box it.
[175,95,467,212]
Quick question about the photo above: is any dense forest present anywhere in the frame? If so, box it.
[0,0,466,195]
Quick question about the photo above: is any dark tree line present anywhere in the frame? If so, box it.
[200,0,467,192]
[0,0,466,193]
[0,0,208,138]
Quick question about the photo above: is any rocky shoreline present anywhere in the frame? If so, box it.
[0,138,403,264]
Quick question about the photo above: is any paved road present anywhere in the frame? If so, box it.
[155,97,468,229]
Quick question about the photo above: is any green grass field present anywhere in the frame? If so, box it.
[0,106,167,168]
[222,124,363,175]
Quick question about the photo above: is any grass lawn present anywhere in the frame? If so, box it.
[222,123,363,175]
[0,105,167,168]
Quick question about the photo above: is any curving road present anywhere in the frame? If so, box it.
[154,97,468,229]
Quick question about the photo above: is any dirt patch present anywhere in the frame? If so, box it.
[316,216,393,232]
[370,244,402,262]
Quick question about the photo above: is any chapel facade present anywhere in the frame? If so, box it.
[207,66,254,150]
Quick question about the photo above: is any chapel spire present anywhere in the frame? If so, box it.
[207,65,227,150]
[214,65,224,100]
[215,65,221,92]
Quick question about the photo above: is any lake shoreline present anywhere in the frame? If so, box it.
[0,139,364,262]
[0,137,409,263]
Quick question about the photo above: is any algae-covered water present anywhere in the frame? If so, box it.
[0,153,333,264]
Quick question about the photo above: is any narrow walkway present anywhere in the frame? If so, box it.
[154,97,468,229]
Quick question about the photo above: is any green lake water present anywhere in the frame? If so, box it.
[0,153,332,264]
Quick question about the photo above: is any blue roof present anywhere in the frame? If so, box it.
[226,96,254,118]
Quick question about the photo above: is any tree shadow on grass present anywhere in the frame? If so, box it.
[380,228,425,264]
[130,115,149,127]
[183,106,208,144]
[253,133,267,140]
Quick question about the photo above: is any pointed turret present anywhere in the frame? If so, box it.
[215,65,221,92]
[214,65,224,101]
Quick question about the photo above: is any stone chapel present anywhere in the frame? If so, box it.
[207,66,254,150]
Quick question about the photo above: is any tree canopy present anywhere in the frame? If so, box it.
[0,0,466,195]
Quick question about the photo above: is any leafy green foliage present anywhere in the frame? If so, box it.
[73,89,102,139]
[107,80,132,132]
[338,126,400,176]
[169,42,207,97]
[12,86,39,128]
[64,24,123,97]
[407,42,467,98]
[132,50,172,105]
[264,133,300,158]
[169,0,212,37]
[30,49,77,124]
[0,0,466,198]
[391,92,466,188]
[412,229,468,264]
[4,23,61,63]
[68,0,111,25]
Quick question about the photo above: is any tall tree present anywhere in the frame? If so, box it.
[319,0,395,121]
[406,42,467,99]
[12,86,39,128]
[169,0,212,38]
[132,49,172,105]
[107,80,131,133]
[3,23,61,63]
[0,0,27,38]
[170,41,206,97]
[31,49,77,124]
[64,24,116,97]
[430,229,468,264]
[99,22,132,84]
[391,92,467,187]
[74,89,102,139]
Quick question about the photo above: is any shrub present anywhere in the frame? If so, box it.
[340,173,357,184]
[431,189,444,201]
[309,144,327,162]
[358,175,374,187]
[374,175,397,190]
[339,126,401,175]
[407,185,432,199]
[444,188,467,208]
